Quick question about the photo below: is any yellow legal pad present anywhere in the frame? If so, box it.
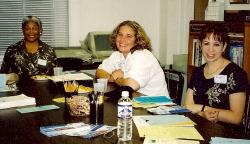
[141,126,203,140]
[133,115,203,140]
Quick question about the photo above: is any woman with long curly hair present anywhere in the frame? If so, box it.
[96,20,169,97]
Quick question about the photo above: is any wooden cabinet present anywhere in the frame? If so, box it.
[187,20,250,84]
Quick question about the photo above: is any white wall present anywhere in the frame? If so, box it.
[69,0,160,56]
[159,0,194,66]
[69,0,194,66]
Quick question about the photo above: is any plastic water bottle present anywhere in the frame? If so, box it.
[117,91,132,141]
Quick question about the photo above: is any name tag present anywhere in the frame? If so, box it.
[115,62,125,70]
[38,59,47,66]
[214,75,227,84]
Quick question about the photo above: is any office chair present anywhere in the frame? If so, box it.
[57,57,83,71]
[243,84,250,133]
[163,69,184,105]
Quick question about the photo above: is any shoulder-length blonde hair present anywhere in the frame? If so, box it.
[110,20,152,53]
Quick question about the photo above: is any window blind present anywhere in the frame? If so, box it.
[0,0,69,66]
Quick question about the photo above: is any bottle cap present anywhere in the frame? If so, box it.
[121,91,129,97]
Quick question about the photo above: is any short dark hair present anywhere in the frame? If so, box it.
[199,23,230,57]
[22,16,42,30]
[199,23,229,46]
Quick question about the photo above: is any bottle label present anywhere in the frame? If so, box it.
[98,95,104,104]
[118,102,132,118]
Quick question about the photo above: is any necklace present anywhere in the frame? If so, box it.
[204,59,225,77]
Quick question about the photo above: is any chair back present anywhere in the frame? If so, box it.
[163,69,184,105]
[57,57,83,71]
[243,84,250,133]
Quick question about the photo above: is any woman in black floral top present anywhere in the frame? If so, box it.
[184,24,248,125]
[0,16,57,83]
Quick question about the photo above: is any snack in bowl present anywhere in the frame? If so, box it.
[78,85,93,94]
[31,75,49,80]
[66,95,90,116]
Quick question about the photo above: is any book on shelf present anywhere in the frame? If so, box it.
[228,32,244,38]
[192,39,205,67]
[0,94,36,109]
[228,40,243,68]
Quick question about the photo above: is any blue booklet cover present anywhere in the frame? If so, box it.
[169,106,191,114]
[133,96,172,104]
[147,105,191,115]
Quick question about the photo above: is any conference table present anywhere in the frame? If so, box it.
[0,77,249,144]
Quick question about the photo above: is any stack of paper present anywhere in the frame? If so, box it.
[133,115,203,140]
[143,138,200,144]
[40,122,116,139]
[210,137,250,144]
[49,73,93,82]
[16,105,60,114]
[133,96,175,108]
[0,94,36,109]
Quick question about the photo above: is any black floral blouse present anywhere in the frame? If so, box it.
[188,62,248,110]
[0,39,57,76]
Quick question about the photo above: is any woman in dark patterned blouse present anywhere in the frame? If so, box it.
[0,16,57,84]
[184,24,248,125]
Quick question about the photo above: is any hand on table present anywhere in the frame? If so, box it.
[203,109,219,123]
[6,73,19,85]
[111,69,124,81]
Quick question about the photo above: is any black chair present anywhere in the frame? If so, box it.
[163,69,184,105]
[57,57,83,71]
[243,84,250,133]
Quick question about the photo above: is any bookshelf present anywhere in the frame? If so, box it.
[187,20,250,84]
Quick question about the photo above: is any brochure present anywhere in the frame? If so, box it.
[147,105,191,115]
[40,122,116,139]
[0,94,36,109]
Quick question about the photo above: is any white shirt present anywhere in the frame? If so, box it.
[98,49,169,97]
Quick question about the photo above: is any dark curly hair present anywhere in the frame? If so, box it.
[110,20,152,53]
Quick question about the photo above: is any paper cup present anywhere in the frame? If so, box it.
[53,67,63,76]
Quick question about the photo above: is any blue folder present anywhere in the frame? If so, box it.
[133,96,172,104]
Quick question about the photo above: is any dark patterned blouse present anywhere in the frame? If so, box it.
[0,39,57,76]
[188,62,248,110]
